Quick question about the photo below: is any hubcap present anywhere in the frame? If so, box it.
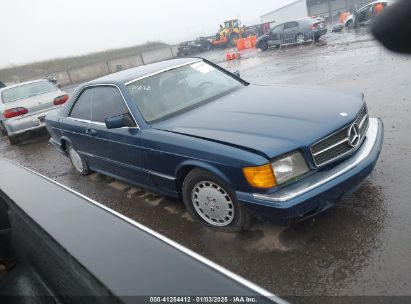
[191,181,234,227]
[68,146,84,172]
[297,35,304,44]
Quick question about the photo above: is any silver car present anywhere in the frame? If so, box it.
[0,79,68,144]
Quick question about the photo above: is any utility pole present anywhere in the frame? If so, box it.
[328,0,332,21]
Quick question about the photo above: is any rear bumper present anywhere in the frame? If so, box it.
[4,108,61,137]
[236,118,384,223]
[314,28,327,37]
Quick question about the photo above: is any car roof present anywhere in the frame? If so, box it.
[88,57,201,85]
[0,79,47,93]
[273,17,316,27]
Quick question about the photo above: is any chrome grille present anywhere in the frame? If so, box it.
[311,105,369,167]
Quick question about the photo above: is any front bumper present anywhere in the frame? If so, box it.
[4,108,60,137]
[236,118,384,223]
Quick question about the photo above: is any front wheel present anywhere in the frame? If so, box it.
[67,143,90,175]
[0,122,7,136]
[182,169,252,232]
[258,40,268,51]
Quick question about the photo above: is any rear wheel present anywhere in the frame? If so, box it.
[7,136,19,145]
[228,33,239,47]
[182,169,252,232]
[296,33,305,44]
[67,143,90,175]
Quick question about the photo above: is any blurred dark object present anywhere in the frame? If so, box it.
[177,37,212,57]
[332,24,344,33]
[45,75,57,85]
[372,0,411,54]
[0,81,5,88]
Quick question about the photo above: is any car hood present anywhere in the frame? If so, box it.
[152,84,364,159]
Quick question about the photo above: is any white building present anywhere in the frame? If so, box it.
[260,0,308,24]
[261,0,377,24]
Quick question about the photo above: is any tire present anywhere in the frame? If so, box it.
[228,33,239,47]
[0,122,7,136]
[182,169,252,232]
[67,143,90,175]
[296,33,305,44]
[8,136,19,145]
[258,39,268,51]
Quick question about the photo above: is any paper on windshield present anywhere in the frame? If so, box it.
[190,62,215,74]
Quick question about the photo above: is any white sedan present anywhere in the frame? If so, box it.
[0,79,68,144]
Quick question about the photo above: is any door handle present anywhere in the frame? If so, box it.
[86,128,97,136]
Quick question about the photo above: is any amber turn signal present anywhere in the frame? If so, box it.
[243,164,277,189]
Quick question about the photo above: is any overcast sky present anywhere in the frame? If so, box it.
[0,0,294,68]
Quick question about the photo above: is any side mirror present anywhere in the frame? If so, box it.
[105,113,136,129]
[233,70,241,78]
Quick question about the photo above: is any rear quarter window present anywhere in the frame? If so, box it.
[69,88,93,121]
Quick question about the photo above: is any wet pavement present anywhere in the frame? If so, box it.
[1,30,411,302]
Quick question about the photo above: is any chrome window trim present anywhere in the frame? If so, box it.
[5,159,283,302]
[124,59,202,85]
[68,84,140,129]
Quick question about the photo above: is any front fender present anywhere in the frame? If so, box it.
[175,160,233,187]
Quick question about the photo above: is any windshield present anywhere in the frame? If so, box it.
[126,61,242,123]
[1,80,57,103]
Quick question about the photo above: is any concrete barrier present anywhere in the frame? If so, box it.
[67,62,110,84]
[170,45,180,57]
[107,55,144,73]
[1,46,181,86]
[142,47,173,64]
[54,70,72,86]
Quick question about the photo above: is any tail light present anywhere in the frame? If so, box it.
[53,94,69,106]
[311,22,323,30]
[3,107,28,119]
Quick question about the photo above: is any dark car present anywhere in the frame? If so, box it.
[45,58,383,232]
[256,17,327,50]
[177,37,212,57]
[0,159,283,302]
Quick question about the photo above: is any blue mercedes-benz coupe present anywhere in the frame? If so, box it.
[45,58,384,231]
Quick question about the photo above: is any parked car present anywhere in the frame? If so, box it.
[45,58,384,232]
[343,1,392,28]
[0,81,5,89]
[177,37,213,57]
[0,79,68,144]
[256,17,327,51]
[0,159,282,302]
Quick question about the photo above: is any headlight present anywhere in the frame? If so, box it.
[271,151,309,185]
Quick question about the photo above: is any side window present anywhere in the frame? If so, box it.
[284,22,298,30]
[91,86,131,123]
[69,88,92,120]
[271,24,284,34]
